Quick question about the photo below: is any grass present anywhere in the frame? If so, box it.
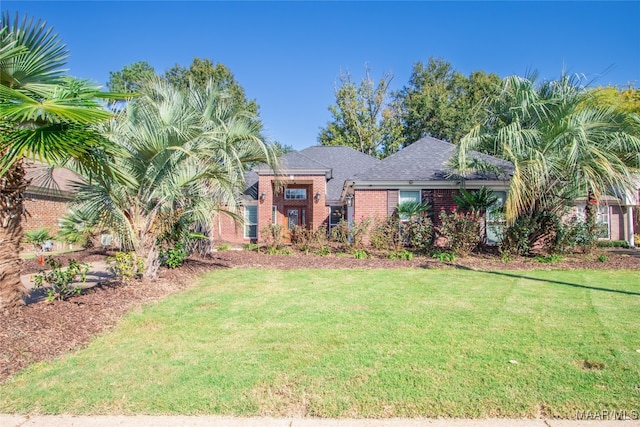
[1,269,639,418]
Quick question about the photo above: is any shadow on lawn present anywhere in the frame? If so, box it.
[432,263,640,297]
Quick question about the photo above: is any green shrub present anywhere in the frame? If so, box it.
[244,243,260,251]
[216,244,230,251]
[160,243,187,269]
[24,228,53,252]
[596,240,629,248]
[534,254,562,263]
[432,251,456,262]
[261,222,284,250]
[369,217,402,251]
[403,214,433,253]
[107,252,145,283]
[437,210,480,256]
[331,218,371,249]
[353,249,369,259]
[313,246,331,256]
[291,226,328,252]
[500,211,560,256]
[597,254,608,263]
[33,257,89,302]
[388,250,413,261]
[266,247,292,256]
[553,216,599,254]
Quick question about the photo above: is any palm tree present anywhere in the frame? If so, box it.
[72,78,277,278]
[0,13,117,311]
[457,74,640,224]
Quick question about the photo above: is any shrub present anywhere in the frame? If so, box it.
[432,250,456,262]
[499,210,560,256]
[217,244,230,251]
[553,215,599,254]
[403,214,433,253]
[534,254,562,263]
[353,249,369,259]
[596,240,630,248]
[266,247,292,255]
[597,254,608,263]
[369,217,402,251]
[244,243,260,251]
[33,257,89,302]
[330,218,371,249]
[388,250,413,261]
[437,210,480,256]
[291,226,328,252]
[313,246,331,256]
[107,252,145,283]
[24,228,53,253]
[261,222,284,250]
[160,243,187,269]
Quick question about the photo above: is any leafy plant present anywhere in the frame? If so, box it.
[596,240,630,248]
[24,228,53,252]
[160,243,187,269]
[244,243,260,251]
[217,244,230,251]
[388,250,413,261]
[107,252,145,283]
[353,249,370,259]
[432,251,456,262]
[56,208,100,249]
[437,209,480,256]
[330,218,371,249]
[266,247,292,255]
[33,257,89,302]
[534,254,562,263]
[291,226,328,252]
[369,217,402,251]
[597,254,608,263]
[261,222,284,250]
[313,246,331,256]
[403,214,433,252]
[396,200,431,221]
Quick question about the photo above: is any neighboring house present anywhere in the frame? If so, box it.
[23,164,80,234]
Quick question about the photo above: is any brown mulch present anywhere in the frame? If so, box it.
[2,247,639,384]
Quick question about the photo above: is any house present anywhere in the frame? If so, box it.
[23,164,80,234]
[214,137,513,244]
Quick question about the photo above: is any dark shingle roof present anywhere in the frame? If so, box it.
[248,145,381,201]
[352,136,512,181]
[298,146,381,201]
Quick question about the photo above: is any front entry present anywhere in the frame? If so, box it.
[287,208,306,230]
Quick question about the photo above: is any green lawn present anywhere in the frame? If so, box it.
[1,269,639,418]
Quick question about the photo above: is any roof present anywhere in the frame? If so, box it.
[352,136,513,182]
[249,145,381,202]
[24,163,83,198]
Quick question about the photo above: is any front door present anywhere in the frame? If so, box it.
[287,208,306,230]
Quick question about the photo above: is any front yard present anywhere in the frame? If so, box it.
[1,267,638,418]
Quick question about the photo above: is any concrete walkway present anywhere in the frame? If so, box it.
[0,416,637,427]
[20,261,112,303]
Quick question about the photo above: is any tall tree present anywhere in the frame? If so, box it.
[394,57,501,144]
[164,57,260,118]
[106,60,155,93]
[457,74,640,223]
[0,13,117,311]
[73,78,277,278]
[319,66,400,157]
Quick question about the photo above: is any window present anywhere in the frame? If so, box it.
[330,206,344,228]
[272,205,277,224]
[597,205,610,239]
[486,191,507,244]
[285,188,307,200]
[398,190,421,222]
[244,205,257,239]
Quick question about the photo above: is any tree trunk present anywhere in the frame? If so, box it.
[0,160,29,312]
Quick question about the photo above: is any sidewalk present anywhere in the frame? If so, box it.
[20,261,113,303]
[0,416,636,427]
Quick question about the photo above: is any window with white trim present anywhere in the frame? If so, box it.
[244,205,258,239]
[272,205,277,224]
[398,190,421,222]
[486,191,507,244]
[285,188,307,200]
[597,205,610,239]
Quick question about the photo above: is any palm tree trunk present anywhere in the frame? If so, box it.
[0,159,29,312]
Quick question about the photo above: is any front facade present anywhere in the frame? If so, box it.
[214,137,639,247]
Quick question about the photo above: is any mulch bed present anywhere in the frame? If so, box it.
[2,247,639,384]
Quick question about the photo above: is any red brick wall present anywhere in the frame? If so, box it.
[23,193,70,233]
[212,210,248,244]
[212,174,329,244]
[353,189,387,222]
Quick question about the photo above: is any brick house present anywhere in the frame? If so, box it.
[23,164,80,234]
[217,135,639,247]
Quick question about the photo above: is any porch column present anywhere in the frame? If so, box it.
[627,206,635,248]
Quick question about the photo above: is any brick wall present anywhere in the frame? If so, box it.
[23,192,70,234]
[353,189,388,222]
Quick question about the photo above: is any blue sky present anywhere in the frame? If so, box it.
[3,1,639,150]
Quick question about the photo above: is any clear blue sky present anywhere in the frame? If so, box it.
[3,1,639,150]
